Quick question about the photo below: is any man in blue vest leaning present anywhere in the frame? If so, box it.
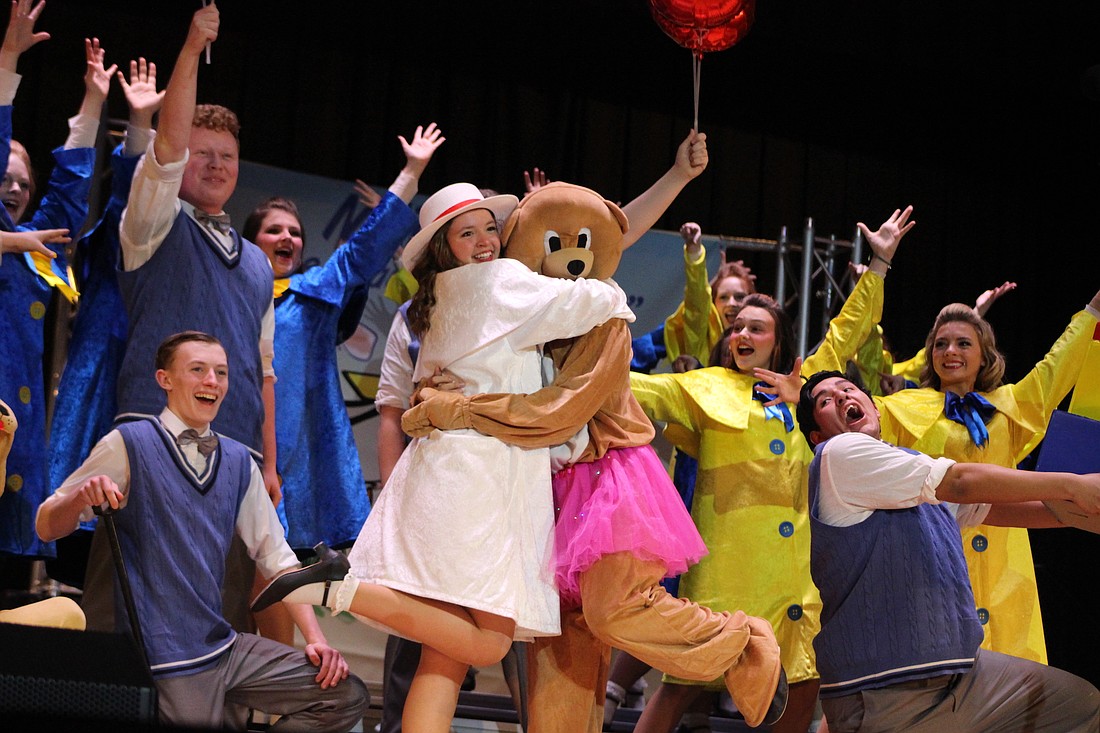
[37,331,367,731]
[796,369,1099,732]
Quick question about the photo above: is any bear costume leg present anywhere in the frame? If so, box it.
[579,552,784,728]
[525,607,609,733]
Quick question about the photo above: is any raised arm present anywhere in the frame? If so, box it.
[621,130,708,249]
[154,2,218,166]
[302,124,441,301]
[353,179,381,211]
[974,281,1017,318]
[117,56,164,136]
[0,0,49,74]
[1005,285,1100,462]
[857,205,915,278]
[387,122,445,204]
[523,167,550,194]
[24,36,111,235]
[805,206,917,374]
[76,37,115,122]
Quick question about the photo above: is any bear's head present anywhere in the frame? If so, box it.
[502,181,628,281]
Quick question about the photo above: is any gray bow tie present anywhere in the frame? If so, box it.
[177,428,219,457]
[193,209,231,235]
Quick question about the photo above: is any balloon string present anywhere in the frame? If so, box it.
[692,51,702,131]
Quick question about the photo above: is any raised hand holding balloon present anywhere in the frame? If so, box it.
[649,0,756,130]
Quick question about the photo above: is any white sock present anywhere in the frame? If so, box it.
[605,680,627,705]
[331,572,358,614]
[604,680,627,727]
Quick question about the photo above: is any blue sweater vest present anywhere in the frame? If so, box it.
[808,442,984,697]
[114,419,252,677]
[117,213,270,452]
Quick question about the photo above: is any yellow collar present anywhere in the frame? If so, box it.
[29,251,79,304]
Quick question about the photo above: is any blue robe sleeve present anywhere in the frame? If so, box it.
[291,191,418,311]
[22,145,96,256]
[75,144,139,281]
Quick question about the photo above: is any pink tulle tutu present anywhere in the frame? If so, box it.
[552,444,707,608]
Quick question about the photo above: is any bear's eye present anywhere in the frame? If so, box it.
[544,230,562,253]
[576,227,592,250]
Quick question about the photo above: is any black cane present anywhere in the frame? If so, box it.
[93,505,150,670]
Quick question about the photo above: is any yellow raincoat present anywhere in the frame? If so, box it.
[630,270,885,687]
[875,307,1098,664]
[663,245,724,366]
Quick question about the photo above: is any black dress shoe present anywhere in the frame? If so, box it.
[250,542,350,613]
[763,665,789,727]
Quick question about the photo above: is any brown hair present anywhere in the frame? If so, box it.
[919,303,1006,392]
[193,104,241,143]
[406,221,465,337]
[709,293,795,373]
[155,331,223,370]
[242,196,307,254]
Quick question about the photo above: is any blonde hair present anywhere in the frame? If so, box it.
[919,303,1006,392]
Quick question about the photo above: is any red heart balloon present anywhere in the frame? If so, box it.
[650,0,746,29]
[649,0,756,54]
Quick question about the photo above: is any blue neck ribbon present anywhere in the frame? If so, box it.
[752,382,795,433]
[943,391,997,447]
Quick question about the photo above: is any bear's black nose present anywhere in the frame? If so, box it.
[568,260,585,276]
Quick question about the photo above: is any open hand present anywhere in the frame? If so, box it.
[1,0,49,62]
[119,57,164,127]
[973,281,1017,318]
[1,227,69,256]
[83,37,117,105]
[524,167,549,193]
[752,357,804,406]
[398,122,445,178]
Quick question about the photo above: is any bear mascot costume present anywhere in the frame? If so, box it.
[404,181,787,731]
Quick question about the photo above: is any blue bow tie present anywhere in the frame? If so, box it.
[944,391,997,447]
[752,382,794,433]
